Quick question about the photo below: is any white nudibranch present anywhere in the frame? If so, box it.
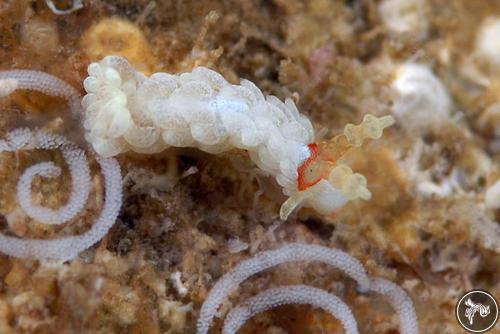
[83,56,394,220]
[391,63,451,132]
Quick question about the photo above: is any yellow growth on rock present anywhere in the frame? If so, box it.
[80,17,157,74]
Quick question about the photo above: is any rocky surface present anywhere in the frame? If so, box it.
[0,0,499,333]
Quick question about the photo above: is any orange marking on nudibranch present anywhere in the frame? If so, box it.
[297,143,319,191]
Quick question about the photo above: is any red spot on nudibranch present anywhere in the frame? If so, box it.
[297,143,320,191]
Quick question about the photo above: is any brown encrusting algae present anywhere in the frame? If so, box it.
[0,0,499,333]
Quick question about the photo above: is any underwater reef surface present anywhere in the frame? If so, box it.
[0,0,499,333]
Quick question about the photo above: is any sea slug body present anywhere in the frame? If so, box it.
[83,56,394,219]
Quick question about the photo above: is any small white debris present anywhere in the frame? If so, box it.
[379,0,429,39]
[180,166,199,178]
[227,237,249,254]
[391,63,451,133]
[417,180,453,198]
[170,271,188,297]
[485,179,500,210]
[159,300,192,333]
[45,0,84,15]
[0,79,18,97]
[475,17,500,72]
